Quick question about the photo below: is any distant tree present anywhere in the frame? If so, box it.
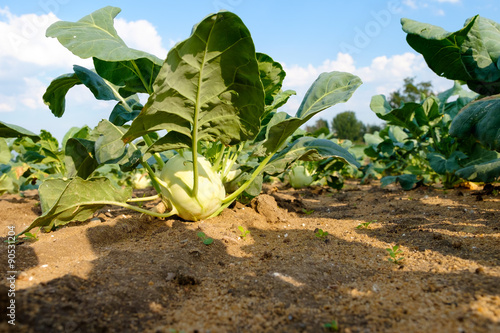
[332,111,364,142]
[388,77,434,108]
[305,118,330,137]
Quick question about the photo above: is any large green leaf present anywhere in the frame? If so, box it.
[42,73,80,117]
[264,137,360,175]
[263,72,362,153]
[437,81,478,119]
[0,121,39,140]
[123,11,265,150]
[108,95,143,126]
[428,151,468,175]
[64,138,98,179]
[43,65,119,117]
[94,57,161,96]
[22,177,132,233]
[449,95,500,151]
[402,15,500,95]
[381,174,418,190]
[46,6,162,65]
[456,158,500,183]
[93,120,134,164]
[256,53,286,105]
[370,95,422,136]
[46,6,162,95]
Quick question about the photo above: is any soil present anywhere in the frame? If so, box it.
[0,180,499,333]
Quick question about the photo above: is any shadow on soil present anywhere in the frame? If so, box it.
[2,196,499,332]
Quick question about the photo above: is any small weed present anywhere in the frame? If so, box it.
[314,228,329,239]
[492,189,499,196]
[323,319,339,331]
[237,226,250,239]
[23,232,39,241]
[196,232,213,245]
[301,208,315,215]
[356,220,376,230]
[386,245,404,264]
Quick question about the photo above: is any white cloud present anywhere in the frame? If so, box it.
[0,7,88,68]
[403,0,418,9]
[114,18,169,59]
[435,0,460,3]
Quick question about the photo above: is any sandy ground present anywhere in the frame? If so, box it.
[0,181,499,333]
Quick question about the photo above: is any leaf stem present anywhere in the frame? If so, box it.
[87,200,175,219]
[143,135,165,169]
[222,153,273,205]
[131,60,153,95]
[126,194,159,203]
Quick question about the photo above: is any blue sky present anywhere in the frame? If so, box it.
[1,0,499,140]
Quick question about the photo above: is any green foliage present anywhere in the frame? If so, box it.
[197,232,214,245]
[323,319,339,331]
[305,118,330,137]
[401,15,500,183]
[237,226,250,239]
[402,15,500,95]
[365,80,499,189]
[356,220,375,229]
[386,245,404,264]
[1,7,361,235]
[332,111,364,142]
[314,228,329,239]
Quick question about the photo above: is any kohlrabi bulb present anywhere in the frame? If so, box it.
[288,165,313,189]
[159,152,225,221]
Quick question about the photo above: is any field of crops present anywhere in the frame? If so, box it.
[1,6,499,332]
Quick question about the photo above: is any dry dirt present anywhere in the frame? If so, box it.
[0,181,499,333]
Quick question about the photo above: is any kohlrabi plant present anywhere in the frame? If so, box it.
[401,15,500,183]
[15,7,361,235]
[287,163,314,189]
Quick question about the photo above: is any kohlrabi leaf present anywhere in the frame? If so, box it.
[263,72,362,153]
[0,121,40,140]
[256,53,286,105]
[61,126,91,152]
[92,120,131,164]
[22,177,132,233]
[437,81,478,119]
[46,6,162,95]
[64,138,98,179]
[449,95,500,151]
[46,6,162,65]
[402,15,500,95]
[253,89,297,143]
[370,95,422,135]
[108,95,143,126]
[42,73,80,117]
[123,11,265,151]
[94,57,162,96]
[381,174,418,190]
[456,158,500,182]
[428,151,468,175]
[43,65,120,117]
[0,138,11,164]
[265,137,360,175]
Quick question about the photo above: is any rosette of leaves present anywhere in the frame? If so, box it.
[402,15,500,183]
[17,7,362,235]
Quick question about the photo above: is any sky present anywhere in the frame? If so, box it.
[1,0,499,141]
